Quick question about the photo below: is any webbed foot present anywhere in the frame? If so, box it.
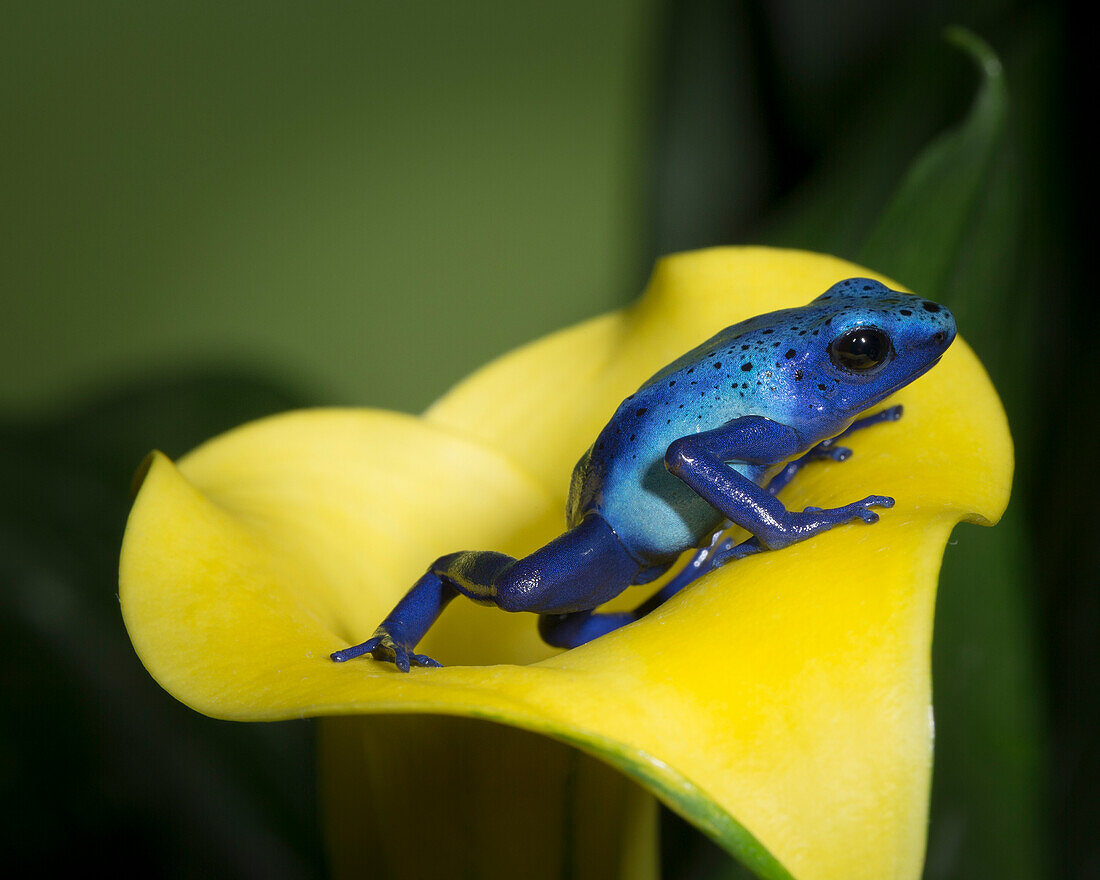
[810,404,904,461]
[330,628,442,672]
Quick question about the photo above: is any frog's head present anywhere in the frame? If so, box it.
[803,278,956,417]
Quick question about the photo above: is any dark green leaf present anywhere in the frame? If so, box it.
[858,29,1007,298]
[0,371,326,877]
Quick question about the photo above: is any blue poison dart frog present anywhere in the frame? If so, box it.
[332,278,956,671]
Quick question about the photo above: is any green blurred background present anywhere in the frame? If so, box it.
[2,1,1093,878]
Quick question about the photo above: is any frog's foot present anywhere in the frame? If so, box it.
[875,403,904,423]
[716,491,891,561]
[843,403,904,434]
[772,494,894,548]
[330,630,442,672]
[767,446,849,496]
[710,536,763,567]
[766,406,904,497]
[806,443,852,463]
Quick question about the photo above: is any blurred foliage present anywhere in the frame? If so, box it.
[1,1,1091,879]
[0,0,655,415]
[0,373,326,877]
[856,28,1041,880]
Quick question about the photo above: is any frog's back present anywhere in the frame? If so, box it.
[566,279,956,563]
[567,318,793,561]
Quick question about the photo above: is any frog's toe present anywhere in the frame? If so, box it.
[375,641,441,672]
[843,494,894,523]
[409,652,443,668]
[711,537,762,567]
[796,494,894,532]
[330,636,384,663]
[391,648,411,673]
[808,443,852,463]
[366,638,413,672]
[330,632,437,672]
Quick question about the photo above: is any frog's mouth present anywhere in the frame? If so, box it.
[899,351,946,390]
[864,350,947,412]
[916,353,944,376]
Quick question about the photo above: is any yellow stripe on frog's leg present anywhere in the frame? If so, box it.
[333,513,644,670]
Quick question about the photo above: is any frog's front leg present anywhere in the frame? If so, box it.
[543,408,908,649]
[331,514,642,671]
[665,416,894,552]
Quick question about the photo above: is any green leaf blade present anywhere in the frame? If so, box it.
[858,28,1008,298]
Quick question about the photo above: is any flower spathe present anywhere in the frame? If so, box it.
[120,247,1012,880]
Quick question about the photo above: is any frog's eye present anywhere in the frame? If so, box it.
[828,327,894,374]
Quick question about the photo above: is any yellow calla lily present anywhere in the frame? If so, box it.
[120,247,1011,880]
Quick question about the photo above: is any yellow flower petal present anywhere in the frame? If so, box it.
[122,408,566,707]
[121,247,1012,880]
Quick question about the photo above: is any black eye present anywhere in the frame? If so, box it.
[828,327,894,373]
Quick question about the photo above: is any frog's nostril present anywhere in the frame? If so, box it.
[933,331,947,346]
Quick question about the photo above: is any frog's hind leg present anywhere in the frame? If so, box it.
[652,530,763,598]
[536,534,764,649]
[332,513,642,670]
[537,589,679,649]
[537,608,636,649]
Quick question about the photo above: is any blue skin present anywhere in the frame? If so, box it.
[332,278,957,671]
